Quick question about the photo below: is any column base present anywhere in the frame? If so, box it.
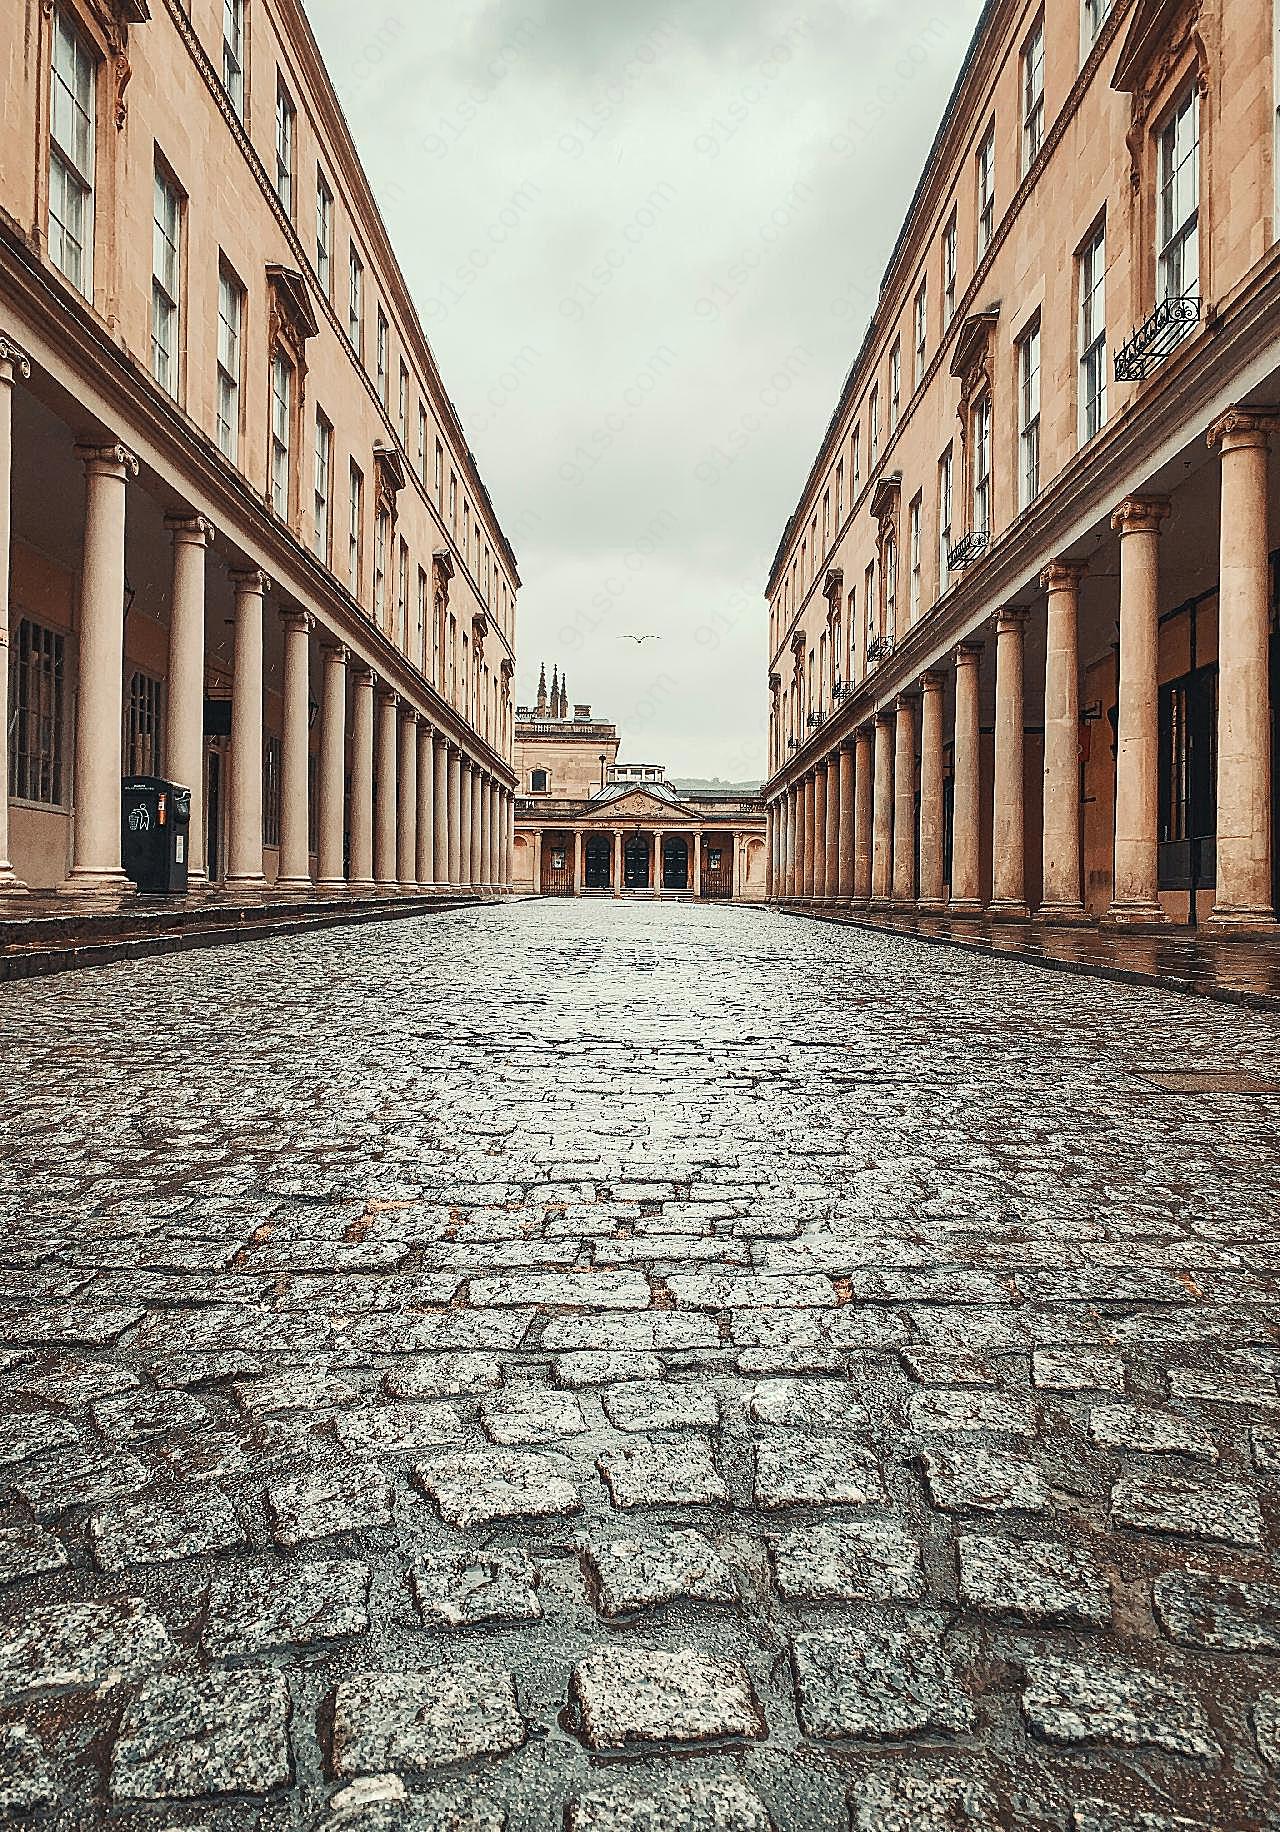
[316,878,350,895]
[58,868,135,897]
[1206,905,1280,936]
[988,899,1030,923]
[274,876,315,893]
[0,868,30,895]
[947,898,986,919]
[1101,900,1169,928]
[868,896,893,912]
[348,878,377,894]
[916,898,946,914]
[1036,901,1092,927]
[849,895,870,910]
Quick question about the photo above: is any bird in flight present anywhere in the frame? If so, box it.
[619,633,660,645]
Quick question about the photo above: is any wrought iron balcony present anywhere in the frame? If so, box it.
[947,529,989,572]
[1114,292,1201,384]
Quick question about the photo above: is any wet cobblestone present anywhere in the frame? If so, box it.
[1,898,1280,1828]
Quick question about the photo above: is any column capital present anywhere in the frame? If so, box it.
[352,663,376,688]
[279,607,314,636]
[75,440,140,480]
[229,567,271,597]
[165,512,215,547]
[995,605,1030,634]
[1039,557,1088,594]
[953,640,983,669]
[874,707,895,728]
[401,705,420,726]
[894,690,919,712]
[319,637,350,665]
[1206,405,1279,455]
[920,669,946,693]
[375,682,399,708]
[0,335,32,383]
[1111,495,1170,537]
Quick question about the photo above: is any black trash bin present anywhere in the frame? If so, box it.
[121,777,192,894]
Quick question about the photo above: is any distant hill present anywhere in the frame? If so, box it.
[672,777,761,796]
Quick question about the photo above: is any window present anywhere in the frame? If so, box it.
[463,500,471,562]
[864,562,876,653]
[418,404,428,483]
[263,737,282,848]
[870,384,881,465]
[316,171,332,296]
[348,246,364,356]
[1158,88,1200,303]
[883,537,897,641]
[275,77,295,216]
[417,565,428,668]
[1018,320,1041,509]
[1022,16,1045,173]
[49,8,96,297]
[889,340,901,432]
[9,619,65,804]
[972,395,992,536]
[1079,221,1107,443]
[913,281,928,388]
[151,162,182,397]
[222,0,245,120]
[909,494,922,621]
[942,210,958,323]
[270,351,292,519]
[348,461,363,596]
[125,671,163,775]
[374,508,389,625]
[215,261,243,462]
[1084,0,1113,51]
[397,537,409,648]
[852,425,861,496]
[376,308,389,407]
[398,363,409,448]
[435,439,444,508]
[530,768,549,793]
[449,471,457,532]
[313,410,332,561]
[977,123,996,256]
[835,460,844,529]
[822,489,830,548]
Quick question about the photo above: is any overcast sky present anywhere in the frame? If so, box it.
[306,0,984,781]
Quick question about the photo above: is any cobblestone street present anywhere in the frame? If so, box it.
[3,899,1280,1830]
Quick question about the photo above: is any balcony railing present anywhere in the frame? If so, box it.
[1114,292,1201,384]
[947,529,989,572]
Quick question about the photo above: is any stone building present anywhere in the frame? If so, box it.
[0,0,518,898]
[765,0,1280,934]
[514,670,768,898]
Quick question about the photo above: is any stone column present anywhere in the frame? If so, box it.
[0,338,31,892]
[1039,560,1088,922]
[164,514,213,888]
[918,671,946,912]
[573,829,584,895]
[950,642,984,914]
[447,747,462,885]
[870,712,894,907]
[693,829,703,897]
[397,707,418,889]
[805,773,819,899]
[784,788,797,897]
[374,686,398,888]
[506,791,516,888]
[765,805,775,900]
[349,666,376,891]
[1107,497,1171,924]
[276,607,314,889]
[63,441,139,892]
[613,829,623,897]
[488,780,499,889]
[532,827,543,894]
[837,744,855,901]
[470,766,484,888]
[812,765,828,900]
[853,729,873,905]
[892,695,918,905]
[824,755,840,899]
[226,567,268,890]
[433,736,449,886]
[316,640,348,891]
[1209,411,1278,930]
[990,608,1029,919]
[457,756,472,888]
[416,721,434,888]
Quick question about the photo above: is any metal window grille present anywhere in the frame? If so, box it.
[262,737,282,847]
[125,670,163,776]
[8,619,65,805]
[308,752,319,855]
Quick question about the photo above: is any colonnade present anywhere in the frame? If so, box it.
[766,409,1277,934]
[0,347,515,898]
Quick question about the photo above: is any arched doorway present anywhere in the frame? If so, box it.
[584,834,612,889]
[662,836,689,890]
[624,834,651,889]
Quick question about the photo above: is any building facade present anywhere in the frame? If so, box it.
[765,0,1280,934]
[514,673,768,899]
[0,0,518,899]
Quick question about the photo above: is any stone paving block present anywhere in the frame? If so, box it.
[770,1518,924,1603]
[1167,1363,1280,1408]
[236,1367,360,1414]
[598,1438,728,1509]
[957,1534,1111,1626]
[16,1356,139,1404]
[480,1389,587,1443]
[1032,1348,1126,1393]
[1088,1405,1217,1462]
[850,1766,1004,1831]
[567,1774,772,1831]
[1072,1802,1223,1832]
[316,1780,507,1831]
[0,1523,68,1586]
[0,1303,142,1347]
[410,1550,541,1628]
[14,1445,150,1515]
[1110,1473,1264,1546]
[92,1387,209,1441]
[1255,1691,1280,1765]
[908,1390,1034,1436]
[754,1437,886,1508]
[899,1348,997,1387]
[470,1271,650,1309]
[854,1268,1013,1306]
[587,1528,736,1615]
[544,1314,720,1351]
[0,1408,79,1467]
[111,1669,293,1798]
[1252,1424,1280,1472]
[331,1668,525,1776]
[668,1272,834,1308]
[747,1377,869,1428]
[1153,1569,1280,1651]
[1020,1657,1221,1760]
[0,1597,173,1705]
[91,1489,245,1571]
[602,1380,719,1433]
[571,1645,765,1749]
[554,1351,663,1387]
[0,1724,59,1813]
[385,1355,503,1399]
[336,1404,465,1456]
[920,1447,1049,1515]
[204,1556,371,1654]
[268,1466,394,1545]
[415,1450,581,1527]
[791,1616,974,1741]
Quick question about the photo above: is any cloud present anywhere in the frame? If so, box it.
[306,0,984,778]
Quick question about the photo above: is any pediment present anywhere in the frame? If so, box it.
[584,788,693,824]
